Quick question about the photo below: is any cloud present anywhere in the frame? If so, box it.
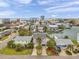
[0,0,10,7]
[37,0,53,5]
[51,15,57,17]
[14,0,32,4]
[46,7,79,13]
[45,0,79,13]
[0,10,16,17]
[46,0,79,11]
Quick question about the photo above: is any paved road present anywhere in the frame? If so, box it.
[0,55,79,59]
[0,33,17,49]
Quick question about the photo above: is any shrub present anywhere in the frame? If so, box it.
[73,49,79,54]
[37,49,42,55]
[7,40,15,48]
[47,40,56,48]
[64,36,69,39]
[46,48,58,56]
[27,42,34,49]
[73,50,77,54]
[36,44,42,49]
[65,50,72,55]
[15,44,24,51]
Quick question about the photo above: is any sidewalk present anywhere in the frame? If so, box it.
[42,47,47,56]
[32,48,37,56]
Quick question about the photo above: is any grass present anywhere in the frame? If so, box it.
[0,47,33,55]
[36,49,42,55]
[0,36,8,41]
[46,50,52,56]
[46,34,56,45]
[71,39,78,45]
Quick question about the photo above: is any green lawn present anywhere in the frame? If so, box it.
[0,36,8,41]
[0,47,33,55]
[71,39,78,45]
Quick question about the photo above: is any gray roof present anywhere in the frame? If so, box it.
[13,36,32,42]
[55,39,73,45]
[33,33,46,39]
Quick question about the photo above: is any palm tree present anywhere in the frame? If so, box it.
[43,26,47,32]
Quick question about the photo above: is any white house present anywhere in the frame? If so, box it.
[13,36,32,44]
[54,36,73,48]
[49,24,58,28]
[38,26,44,32]
[77,33,79,43]
[48,24,58,31]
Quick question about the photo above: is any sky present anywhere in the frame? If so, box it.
[0,0,79,18]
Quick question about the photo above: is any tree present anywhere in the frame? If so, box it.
[69,20,75,24]
[29,25,31,31]
[39,21,42,25]
[36,44,42,55]
[58,25,65,30]
[47,40,56,48]
[36,44,42,49]
[11,43,16,49]
[27,42,34,49]
[7,40,15,48]
[30,37,33,42]
[36,25,38,32]
[43,26,47,32]
[16,44,24,51]
[64,35,69,39]
[37,37,41,44]
[18,28,32,36]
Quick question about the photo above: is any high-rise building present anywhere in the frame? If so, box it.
[40,16,45,20]
[2,18,10,24]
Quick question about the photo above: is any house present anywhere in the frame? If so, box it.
[63,23,71,28]
[77,33,79,43]
[1,29,11,36]
[54,36,73,49]
[13,36,32,44]
[48,24,58,31]
[38,26,44,32]
[33,33,46,46]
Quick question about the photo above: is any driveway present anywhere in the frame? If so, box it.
[32,48,37,56]
[0,33,17,49]
[42,46,47,56]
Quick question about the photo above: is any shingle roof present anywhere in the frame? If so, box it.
[13,36,32,42]
[55,39,73,45]
[33,33,46,39]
